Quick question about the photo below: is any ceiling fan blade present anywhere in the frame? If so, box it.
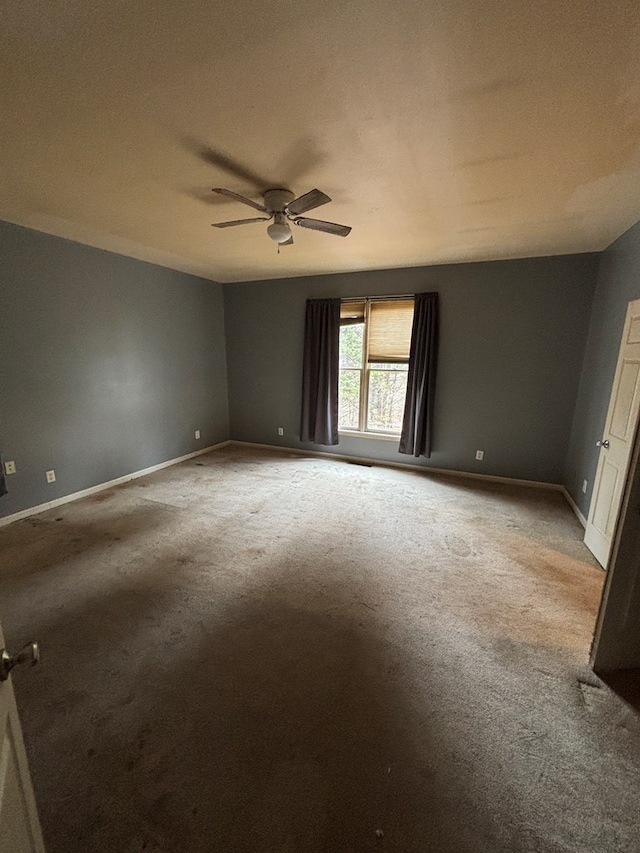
[211,217,270,228]
[212,188,267,212]
[294,217,352,237]
[286,188,332,216]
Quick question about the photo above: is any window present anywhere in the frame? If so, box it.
[338,298,414,435]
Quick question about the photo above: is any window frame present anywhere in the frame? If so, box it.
[338,297,413,438]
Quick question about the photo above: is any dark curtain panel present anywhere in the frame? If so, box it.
[0,451,6,497]
[399,292,439,458]
[300,298,341,445]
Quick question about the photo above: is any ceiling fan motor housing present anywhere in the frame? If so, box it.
[262,189,294,212]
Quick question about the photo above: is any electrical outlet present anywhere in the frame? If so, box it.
[194,429,201,440]
[4,460,16,475]
[46,469,56,483]
[278,427,284,436]
[475,450,484,461]
[582,479,588,494]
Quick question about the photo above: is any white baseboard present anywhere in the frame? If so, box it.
[2,438,588,530]
[561,486,588,528]
[0,441,232,528]
[230,440,564,492]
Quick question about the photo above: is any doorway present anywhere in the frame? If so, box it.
[584,297,640,567]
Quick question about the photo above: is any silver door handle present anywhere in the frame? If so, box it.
[596,439,610,449]
[0,642,40,682]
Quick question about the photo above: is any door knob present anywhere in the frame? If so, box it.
[0,641,40,682]
[596,439,610,449]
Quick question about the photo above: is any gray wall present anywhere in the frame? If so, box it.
[224,254,599,483]
[0,221,229,518]
[564,220,640,516]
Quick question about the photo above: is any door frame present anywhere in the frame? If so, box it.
[0,623,46,851]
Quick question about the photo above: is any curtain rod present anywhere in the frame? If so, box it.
[339,294,415,302]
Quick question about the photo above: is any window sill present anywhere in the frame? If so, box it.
[339,430,400,442]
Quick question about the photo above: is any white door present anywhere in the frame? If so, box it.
[585,297,640,568]
[0,623,45,853]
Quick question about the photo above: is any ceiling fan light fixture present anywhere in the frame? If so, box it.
[267,213,293,244]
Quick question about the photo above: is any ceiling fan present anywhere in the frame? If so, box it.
[211,187,352,245]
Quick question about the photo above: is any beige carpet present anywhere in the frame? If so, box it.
[1,445,638,852]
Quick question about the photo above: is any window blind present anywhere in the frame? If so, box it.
[340,300,366,325]
[368,299,414,362]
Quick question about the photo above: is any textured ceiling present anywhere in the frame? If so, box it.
[1,0,640,282]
